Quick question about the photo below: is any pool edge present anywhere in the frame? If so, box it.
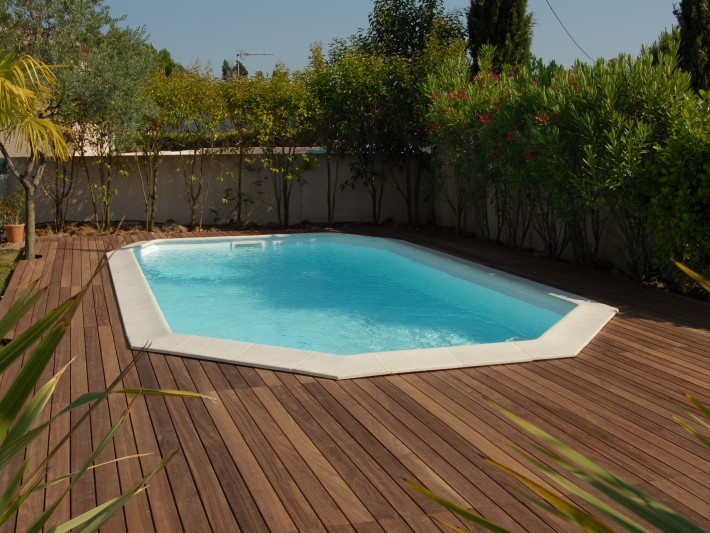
[108,234,618,380]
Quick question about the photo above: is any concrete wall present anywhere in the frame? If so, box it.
[24,152,414,227]
[4,150,629,267]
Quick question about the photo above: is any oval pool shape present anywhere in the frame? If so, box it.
[108,233,617,379]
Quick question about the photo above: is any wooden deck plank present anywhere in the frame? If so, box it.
[134,354,213,532]
[272,372,433,529]
[149,355,242,532]
[230,375,350,528]
[1,228,708,532]
[208,363,325,531]
[364,375,571,531]
[167,356,269,532]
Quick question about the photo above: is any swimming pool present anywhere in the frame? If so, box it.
[108,233,617,379]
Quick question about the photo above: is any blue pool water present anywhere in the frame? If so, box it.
[134,235,574,355]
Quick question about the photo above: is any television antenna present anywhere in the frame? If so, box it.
[236,50,274,75]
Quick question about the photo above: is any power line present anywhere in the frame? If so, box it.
[544,0,594,63]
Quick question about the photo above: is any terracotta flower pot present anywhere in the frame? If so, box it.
[5,223,25,244]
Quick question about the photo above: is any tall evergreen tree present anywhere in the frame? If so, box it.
[364,0,463,58]
[674,0,710,91]
[467,0,533,73]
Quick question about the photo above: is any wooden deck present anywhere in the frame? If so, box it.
[1,226,709,532]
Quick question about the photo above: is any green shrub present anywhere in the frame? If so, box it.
[649,92,710,292]
[424,46,694,278]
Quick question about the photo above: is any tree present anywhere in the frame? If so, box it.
[0,0,115,234]
[221,73,256,227]
[674,0,710,91]
[0,0,115,61]
[221,58,248,79]
[0,52,68,259]
[1,0,158,232]
[332,48,391,224]
[157,67,224,229]
[59,24,156,231]
[353,0,465,226]
[363,0,463,59]
[467,0,533,73]
[648,26,681,64]
[251,65,317,228]
[156,46,183,76]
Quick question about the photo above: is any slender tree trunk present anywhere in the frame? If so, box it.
[326,152,333,225]
[0,143,45,260]
[236,149,244,227]
[23,180,38,260]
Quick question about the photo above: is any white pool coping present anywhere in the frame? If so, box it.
[108,234,618,380]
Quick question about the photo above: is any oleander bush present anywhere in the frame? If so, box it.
[649,92,710,291]
[424,44,699,282]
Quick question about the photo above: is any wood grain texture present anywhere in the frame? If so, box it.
[0,227,707,532]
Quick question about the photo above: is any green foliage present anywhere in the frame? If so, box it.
[0,190,24,225]
[362,0,464,59]
[250,64,317,227]
[0,51,68,260]
[1,1,157,233]
[674,0,710,91]
[155,47,183,77]
[355,0,465,225]
[60,23,156,231]
[220,72,257,226]
[221,58,248,79]
[650,92,710,291]
[411,397,709,532]
[648,27,681,64]
[424,46,694,277]
[0,265,207,530]
[152,66,225,229]
[0,0,115,63]
[327,47,391,224]
[467,0,534,73]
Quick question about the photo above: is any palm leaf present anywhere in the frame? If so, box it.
[406,479,512,533]
[0,282,44,340]
[23,397,138,533]
[0,325,67,437]
[672,259,710,293]
[496,404,704,532]
[54,449,179,533]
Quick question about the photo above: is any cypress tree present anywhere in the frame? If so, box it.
[467,0,533,73]
[674,0,710,91]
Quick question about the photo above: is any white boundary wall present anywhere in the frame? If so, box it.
[26,152,414,227]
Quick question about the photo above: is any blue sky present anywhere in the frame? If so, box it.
[108,0,677,75]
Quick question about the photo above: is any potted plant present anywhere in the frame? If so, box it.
[1,190,25,243]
